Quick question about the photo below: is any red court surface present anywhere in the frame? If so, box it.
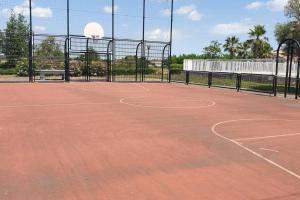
[0,82,299,200]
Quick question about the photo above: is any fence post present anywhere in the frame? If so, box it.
[208,72,213,88]
[64,38,70,82]
[236,74,241,92]
[28,0,33,82]
[296,78,299,99]
[86,38,89,81]
[273,75,277,96]
[185,71,190,85]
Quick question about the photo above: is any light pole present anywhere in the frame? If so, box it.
[67,0,69,39]
[142,0,146,82]
[168,0,174,82]
[28,0,33,82]
[65,0,70,82]
[111,0,115,82]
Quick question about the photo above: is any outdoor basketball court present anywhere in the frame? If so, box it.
[0,82,299,199]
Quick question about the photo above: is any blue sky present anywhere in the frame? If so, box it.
[0,0,289,55]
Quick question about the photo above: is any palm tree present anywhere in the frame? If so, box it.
[223,36,240,59]
[237,41,251,59]
[261,41,273,58]
[203,40,222,59]
[248,25,269,58]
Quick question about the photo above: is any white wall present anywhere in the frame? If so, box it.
[184,59,299,77]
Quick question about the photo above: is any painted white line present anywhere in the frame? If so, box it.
[259,148,280,153]
[120,97,216,109]
[62,84,98,92]
[0,102,112,109]
[234,133,300,142]
[135,83,150,92]
[211,119,300,180]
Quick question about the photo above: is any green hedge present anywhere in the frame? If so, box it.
[0,61,29,76]
[170,63,183,70]
[112,65,156,75]
[0,67,18,75]
[170,64,183,74]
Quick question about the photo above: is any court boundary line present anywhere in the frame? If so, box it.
[61,84,103,93]
[259,148,280,153]
[234,133,300,142]
[0,102,112,109]
[120,97,216,109]
[211,118,300,180]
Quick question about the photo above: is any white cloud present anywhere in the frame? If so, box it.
[266,0,288,11]
[161,8,171,16]
[147,28,170,41]
[175,5,195,15]
[103,5,119,14]
[160,4,203,21]
[211,22,252,35]
[246,1,263,9]
[146,28,187,41]
[34,25,46,32]
[246,0,288,11]
[32,7,52,18]
[1,0,52,18]
[189,10,202,21]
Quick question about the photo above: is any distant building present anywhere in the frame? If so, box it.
[271,50,287,59]
[149,60,163,67]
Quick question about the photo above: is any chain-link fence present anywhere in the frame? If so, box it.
[0,0,173,82]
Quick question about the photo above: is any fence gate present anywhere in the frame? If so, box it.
[111,39,143,82]
[33,34,66,82]
[143,42,170,82]
[275,39,300,99]
[66,36,111,82]
[0,31,29,83]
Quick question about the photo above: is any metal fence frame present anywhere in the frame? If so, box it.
[275,39,300,99]
[177,71,276,94]
[13,33,172,83]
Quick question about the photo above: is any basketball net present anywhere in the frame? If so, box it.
[91,35,99,43]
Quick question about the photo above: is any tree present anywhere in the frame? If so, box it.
[248,25,271,58]
[237,41,251,59]
[35,36,64,69]
[0,31,4,54]
[223,36,240,59]
[284,0,300,22]
[203,40,222,59]
[3,12,29,66]
[75,48,103,76]
[275,0,300,43]
[77,48,100,63]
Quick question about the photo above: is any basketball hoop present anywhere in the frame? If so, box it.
[84,22,104,40]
